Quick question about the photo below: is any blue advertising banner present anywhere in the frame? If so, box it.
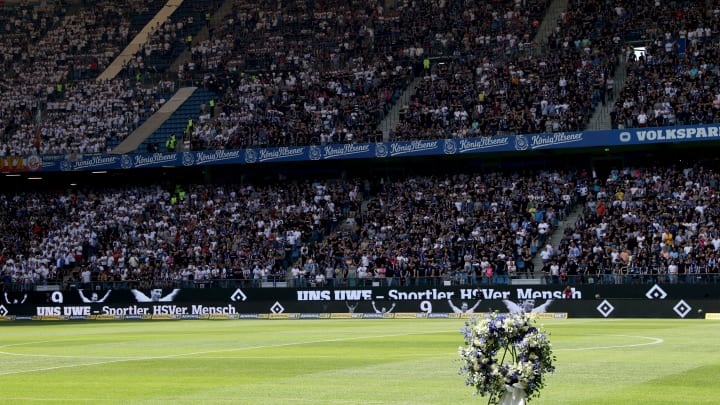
[24,123,720,173]
[615,125,720,144]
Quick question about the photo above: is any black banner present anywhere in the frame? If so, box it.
[1,284,719,320]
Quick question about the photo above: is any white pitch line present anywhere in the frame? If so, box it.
[0,398,417,404]
[0,339,72,349]
[0,399,114,403]
[0,339,142,360]
[555,334,664,351]
[0,330,453,376]
[201,353,443,359]
[0,351,135,360]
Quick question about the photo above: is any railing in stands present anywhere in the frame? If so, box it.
[3,272,720,292]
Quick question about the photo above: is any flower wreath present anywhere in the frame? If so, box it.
[458,312,555,404]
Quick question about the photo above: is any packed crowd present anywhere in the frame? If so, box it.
[611,0,720,129]
[185,65,408,149]
[548,164,720,284]
[3,0,720,155]
[187,0,556,148]
[0,0,165,156]
[185,0,421,149]
[126,0,221,76]
[392,0,623,140]
[0,2,62,148]
[0,168,577,291]
[4,157,719,290]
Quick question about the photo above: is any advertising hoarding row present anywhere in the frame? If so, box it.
[8,123,720,173]
[1,284,718,320]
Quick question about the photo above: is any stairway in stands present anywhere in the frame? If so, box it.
[525,203,585,284]
[110,87,215,154]
[376,76,421,141]
[586,55,629,131]
[97,0,185,81]
[533,0,569,48]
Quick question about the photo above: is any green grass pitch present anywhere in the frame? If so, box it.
[1,318,719,404]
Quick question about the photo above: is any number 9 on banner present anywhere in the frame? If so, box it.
[420,300,432,313]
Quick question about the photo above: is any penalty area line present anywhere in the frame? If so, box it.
[0,399,115,403]
[555,334,664,351]
[0,330,450,376]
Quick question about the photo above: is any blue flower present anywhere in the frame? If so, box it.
[458,312,555,404]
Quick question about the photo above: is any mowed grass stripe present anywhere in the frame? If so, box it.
[0,319,719,404]
[0,320,458,376]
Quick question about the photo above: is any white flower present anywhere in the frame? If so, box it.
[459,312,555,404]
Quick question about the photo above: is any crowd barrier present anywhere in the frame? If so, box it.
[4,272,720,294]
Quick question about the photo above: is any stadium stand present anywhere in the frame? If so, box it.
[4,160,720,292]
[0,0,167,155]
[3,0,720,155]
[610,1,720,129]
[552,164,720,285]
[0,166,579,291]
[3,0,720,293]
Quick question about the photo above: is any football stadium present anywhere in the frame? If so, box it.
[1,0,720,403]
